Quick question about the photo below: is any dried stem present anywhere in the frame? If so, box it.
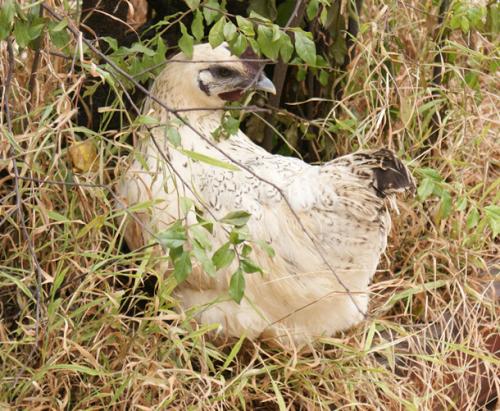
[5,37,44,348]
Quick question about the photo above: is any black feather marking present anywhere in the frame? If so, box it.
[360,149,415,198]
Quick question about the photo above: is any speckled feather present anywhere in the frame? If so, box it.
[117,44,415,346]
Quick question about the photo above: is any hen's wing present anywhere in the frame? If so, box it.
[194,142,414,275]
[200,138,413,237]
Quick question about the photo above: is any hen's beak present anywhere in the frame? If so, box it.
[254,73,276,94]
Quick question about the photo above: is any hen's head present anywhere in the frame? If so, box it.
[156,43,275,109]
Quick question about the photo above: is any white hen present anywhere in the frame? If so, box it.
[118,43,415,346]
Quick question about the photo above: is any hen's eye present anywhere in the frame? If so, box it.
[215,67,233,78]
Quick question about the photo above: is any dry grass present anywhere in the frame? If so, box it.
[1,0,499,409]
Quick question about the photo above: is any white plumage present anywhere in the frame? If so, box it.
[118,43,415,346]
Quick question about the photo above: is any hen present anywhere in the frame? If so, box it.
[118,43,415,346]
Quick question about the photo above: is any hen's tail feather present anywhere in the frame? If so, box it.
[354,149,416,198]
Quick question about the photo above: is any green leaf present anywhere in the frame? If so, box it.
[318,69,329,86]
[223,20,237,42]
[294,29,316,66]
[192,10,204,41]
[166,126,181,146]
[0,271,33,302]
[249,0,277,21]
[13,20,31,48]
[466,207,480,230]
[169,245,184,262]
[241,244,252,257]
[192,242,216,277]
[484,205,500,237]
[221,210,251,226]
[49,25,70,49]
[236,16,255,36]
[436,190,452,222]
[158,221,187,249]
[184,0,200,10]
[464,71,479,89]
[208,17,225,48]
[173,251,192,283]
[456,197,468,212]
[77,215,105,239]
[179,22,194,58]
[229,268,245,303]
[180,149,239,171]
[319,6,328,26]
[249,11,272,23]
[247,37,260,54]
[306,0,319,21]
[241,258,262,274]
[212,243,235,270]
[203,0,222,25]
[0,0,16,40]
[135,114,159,126]
[486,3,499,36]
[279,34,293,63]
[229,33,248,56]
[257,25,280,60]
[190,224,212,250]
[222,116,240,135]
[129,42,157,56]
[271,24,282,42]
[196,214,214,234]
[450,14,461,30]
[18,16,46,49]
[417,168,443,182]
[50,18,68,32]
[153,39,167,69]
[467,6,485,29]
[296,66,307,81]
[1,0,15,22]
[229,229,246,244]
[460,15,470,33]
[48,210,68,222]
[180,197,194,214]
[417,178,434,201]
[51,267,68,298]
